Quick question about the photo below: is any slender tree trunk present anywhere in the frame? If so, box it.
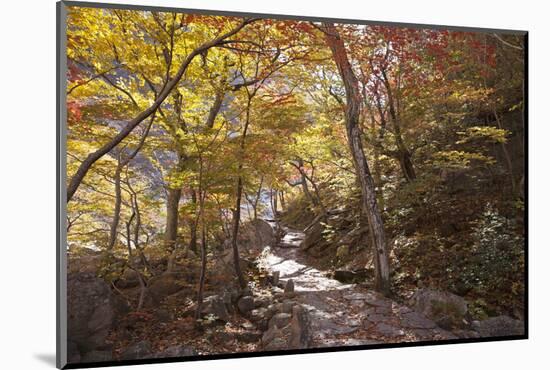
[165,187,181,272]
[323,23,391,295]
[229,98,254,289]
[195,223,208,321]
[279,190,286,210]
[107,116,154,251]
[296,158,317,207]
[107,165,123,251]
[231,176,247,288]
[381,69,416,182]
[189,189,198,253]
[493,108,516,195]
[195,158,208,321]
[271,188,278,217]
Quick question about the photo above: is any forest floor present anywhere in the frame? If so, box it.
[256,225,458,347]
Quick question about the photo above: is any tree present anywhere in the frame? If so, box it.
[321,23,391,295]
[66,11,258,202]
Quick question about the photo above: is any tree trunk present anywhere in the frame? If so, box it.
[230,176,247,288]
[189,189,198,254]
[229,97,254,289]
[271,188,278,217]
[296,158,317,207]
[165,187,181,272]
[107,165,123,251]
[381,68,416,182]
[323,23,391,295]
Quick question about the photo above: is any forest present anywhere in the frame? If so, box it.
[64,6,526,364]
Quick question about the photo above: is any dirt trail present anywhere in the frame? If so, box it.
[256,226,457,347]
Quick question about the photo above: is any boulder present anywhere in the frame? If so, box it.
[116,268,140,289]
[271,271,280,286]
[235,331,263,343]
[303,222,324,250]
[284,279,295,294]
[334,268,374,283]
[148,274,185,303]
[120,340,152,360]
[288,305,311,349]
[67,251,103,274]
[67,273,114,355]
[269,313,292,329]
[281,300,296,314]
[475,316,524,337]
[237,296,255,315]
[250,307,269,322]
[154,345,197,358]
[202,295,230,322]
[236,219,276,253]
[336,245,350,258]
[251,219,276,247]
[264,337,288,351]
[412,288,468,329]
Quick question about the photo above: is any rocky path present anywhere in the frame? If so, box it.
[256,226,458,348]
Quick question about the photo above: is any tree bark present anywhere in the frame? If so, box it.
[381,69,416,182]
[66,18,257,202]
[188,189,198,254]
[165,187,181,272]
[322,23,391,295]
[229,97,254,289]
[107,116,154,251]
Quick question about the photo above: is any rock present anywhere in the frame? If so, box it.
[237,219,276,253]
[155,345,197,358]
[319,338,382,347]
[288,305,310,349]
[271,271,280,286]
[67,273,114,355]
[412,288,468,329]
[250,307,269,322]
[241,287,253,297]
[453,329,481,339]
[269,312,292,329]
[303,221,324,250]
[284,279,295,294]
[351,291,392,308]
[281,300,296,314]
[336,245,350,258]
[262,325,285,345]
[266,303,282,317]
[334,269,374,283]
[116,268,140,289]
[237,296,255,314]
[400,311,437,329]
[264,337,288,351]
[80,350,112,363]
[155,308,174,323]
[475,316,524,337]
[254,296,270,308]
[236,331,263,343]
[111,294,131,321]
[202,295,230,322]
[148,274,185,303]
[68,251,103,274]
[120,340,152,360]
[375,323,405,338]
